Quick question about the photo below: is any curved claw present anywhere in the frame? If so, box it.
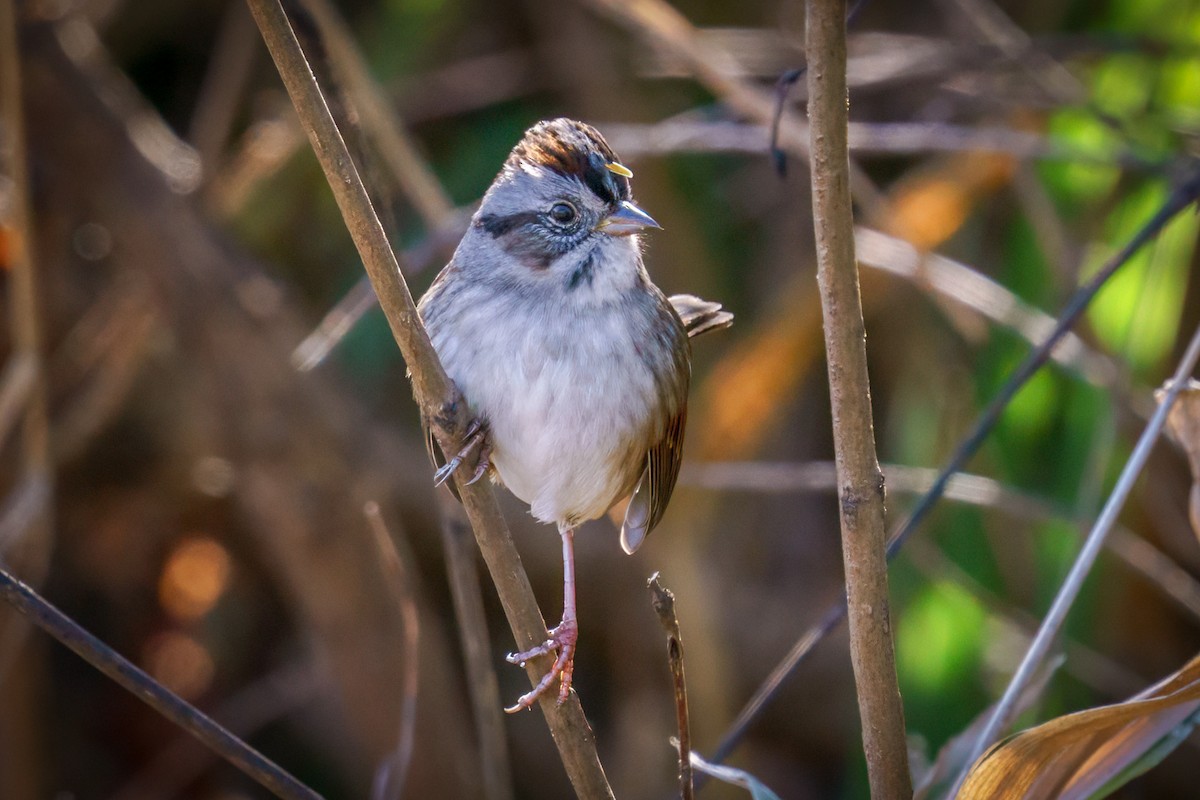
[465,439,493,485]
[434,419,489,487]
[433,458,460,487]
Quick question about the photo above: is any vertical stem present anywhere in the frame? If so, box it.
[805,1,912,796]
[0,0,53,533]
[648,574,693,800]
[440,498,514,800]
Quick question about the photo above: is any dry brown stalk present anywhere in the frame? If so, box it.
[806,0,913,795]
[244,0,613,795]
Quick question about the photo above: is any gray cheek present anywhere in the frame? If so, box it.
[501,225,570,271]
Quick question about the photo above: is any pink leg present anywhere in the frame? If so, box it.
[505,525,579,713]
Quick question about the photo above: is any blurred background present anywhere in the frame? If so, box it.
[4,0,1200,797]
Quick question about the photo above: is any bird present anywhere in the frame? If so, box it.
[418,118,731,712]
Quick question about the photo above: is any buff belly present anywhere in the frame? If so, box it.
[431,302,661,527]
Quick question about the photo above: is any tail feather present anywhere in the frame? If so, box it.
[669,294,734,339]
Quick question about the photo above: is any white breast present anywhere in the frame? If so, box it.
[435,291,662,526]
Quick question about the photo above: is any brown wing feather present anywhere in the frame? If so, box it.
[622,291,724,553]
[646,404,687,532]
[620,404,688,554]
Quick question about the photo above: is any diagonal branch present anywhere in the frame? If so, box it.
[0,565,321,800]
[951,322,1200,792]
[290,0,454,226]
[806,0,912,794]
[277,9,512,791]
[578,0,889,218]
[243,1,613,796]
[708,166,1200,767]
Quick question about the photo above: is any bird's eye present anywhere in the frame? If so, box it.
[548,202,578,225]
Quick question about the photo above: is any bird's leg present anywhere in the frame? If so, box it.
[505,524,579,712]
[433,417,492,486]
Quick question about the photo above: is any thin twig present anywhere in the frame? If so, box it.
[440,496,514,800]
[707,165,1200,768]
[579,0,889,220]
[683,460,1200,623]
[607,118,1127,164]
[648,573,693,800]
[853,227,1118,387]
[950,321,1200,792]
[244,1,613,795]
[111,662,321,800]
[276,7,512,793]
[905,539,1145,700]
[189,0,259,173]
[211,47,537,216]
[0,0,52,531]
[51,16,202,193]
[0,355,36,448]
[363,502,421,800]
[0,564,322,800]
[291,208,472,372]
[0,0,56,690]
[292,0,454,227]
[0,475,51,555]
[939,0,1084,105]
[806,0,911,794]
[51,288,159,464]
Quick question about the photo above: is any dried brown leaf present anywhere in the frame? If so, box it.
[1161,379,1200,540]
[958,651,1200,799]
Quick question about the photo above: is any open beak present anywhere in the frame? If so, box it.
[595,201,662,237]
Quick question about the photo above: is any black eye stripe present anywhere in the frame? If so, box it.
[477,211,540,238]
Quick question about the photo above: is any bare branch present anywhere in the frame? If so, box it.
[604,118,1141,165]
[648,573,693,800]
[952,322,1200,791]
[0,356,36,448]
[0,565,322,799]
[708,165,1200,768]
[683,460,1200,624]
[363,503,421,800]
[244,1,613,795]
[189,0,259,174]
[0,0,52,532]
[440,497,514,800]
[50,16,202,193]
[111,662,321,800]
[292,0,454,227]
[579,0,889,219]
[805,1,912,793]
[0,0,56,690]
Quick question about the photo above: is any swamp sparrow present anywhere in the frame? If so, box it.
[418,118,730,712]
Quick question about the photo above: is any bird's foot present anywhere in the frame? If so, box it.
[433,418,491,487]
[504,617,579,713]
